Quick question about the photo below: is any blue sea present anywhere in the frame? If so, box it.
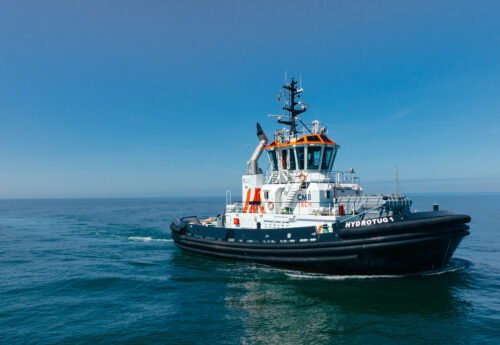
[1,195,499,344]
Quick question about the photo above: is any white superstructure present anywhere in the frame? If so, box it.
[219,77,412,231]
[224,127,365,230]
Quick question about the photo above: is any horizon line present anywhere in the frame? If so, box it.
[1,191,499,201]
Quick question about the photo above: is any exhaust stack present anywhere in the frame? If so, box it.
[247,122,268,174]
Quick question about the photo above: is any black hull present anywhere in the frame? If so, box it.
[170,211,470,275]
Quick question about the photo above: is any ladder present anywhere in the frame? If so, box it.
[282,182,301,210]
[270,172,279,184]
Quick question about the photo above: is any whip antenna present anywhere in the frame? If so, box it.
[395,164,400,196]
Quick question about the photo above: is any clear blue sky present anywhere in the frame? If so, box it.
[1,0,499,198]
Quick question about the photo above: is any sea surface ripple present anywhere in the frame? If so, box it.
[1,196,499,344]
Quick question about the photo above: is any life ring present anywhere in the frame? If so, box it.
[268,201,274,210]
[299,173,306,182]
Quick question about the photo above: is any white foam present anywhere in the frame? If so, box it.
[421,264,466,276]
[128,236,173,242]
[285,263,467,280]
[285,272,403,280]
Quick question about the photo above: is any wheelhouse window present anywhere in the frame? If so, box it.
[268,150,278,171]
[281,150,288,170]
[306,135,321,142]
[321,147,334,170]
[307,147,322,170]
[289,149,296,170]
[330,147,338,170]
[296,147,305,170]
[320,135,333,143]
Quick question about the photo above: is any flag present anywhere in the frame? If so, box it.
[277,93,281,102]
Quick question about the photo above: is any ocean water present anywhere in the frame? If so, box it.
[1,195,499,344]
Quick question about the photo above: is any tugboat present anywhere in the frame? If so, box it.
[171,78,471,275]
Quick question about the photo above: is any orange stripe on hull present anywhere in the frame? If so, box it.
[253,188,265,214]
[244,188,266,214]
[242,188,252,213]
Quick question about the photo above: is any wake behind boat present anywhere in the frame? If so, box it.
[171,78,471,275]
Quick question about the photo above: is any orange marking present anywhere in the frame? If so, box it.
[266,134,337,149]
[252,188,265,214]
[242,188,251,213]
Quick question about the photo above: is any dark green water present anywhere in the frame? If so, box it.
[1,195,499,344]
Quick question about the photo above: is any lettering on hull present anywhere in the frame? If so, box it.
[344,217,395,228]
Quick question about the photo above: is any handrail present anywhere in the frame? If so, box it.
[271,122,330,143]
[225,194,409,218]
[264,169,360,185]
[337,205,384,223]
[226,200,358,216]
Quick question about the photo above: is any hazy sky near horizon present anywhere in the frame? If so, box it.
[1,0,499,198]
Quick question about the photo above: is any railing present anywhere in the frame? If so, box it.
[225,201,360,217]
[336,205,384,223]
[328,170,360,185]
[264,168,359,185]
[224,194,411,219]
[264,169,296,184]
[271,123,330,143]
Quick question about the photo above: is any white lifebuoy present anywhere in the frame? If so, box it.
[268,201,274,210]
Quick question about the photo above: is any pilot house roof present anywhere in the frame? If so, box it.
[266,134,337,149]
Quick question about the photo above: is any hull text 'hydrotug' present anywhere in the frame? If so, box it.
[171,78,471,275]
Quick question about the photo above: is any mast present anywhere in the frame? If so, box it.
[278,77,307,137]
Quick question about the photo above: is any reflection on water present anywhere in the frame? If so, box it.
[216,259,474,344]
[225,279,344,344]
[286,258,470,280]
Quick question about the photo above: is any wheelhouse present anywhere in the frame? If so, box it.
[266,134,338,173]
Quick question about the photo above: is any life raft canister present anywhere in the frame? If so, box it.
[317,224,330,234]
